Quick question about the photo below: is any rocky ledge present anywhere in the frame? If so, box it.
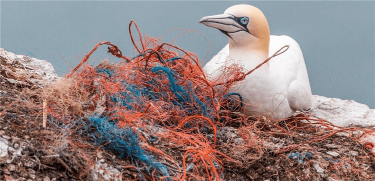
[311,95,375,128]
[1,48,374,180]
[0,48,58,87]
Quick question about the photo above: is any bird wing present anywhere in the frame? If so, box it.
[268,35,313,111]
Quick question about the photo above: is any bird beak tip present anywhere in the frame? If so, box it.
[199,17,207,24]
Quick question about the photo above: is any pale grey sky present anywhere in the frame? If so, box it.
[1,1,374,108]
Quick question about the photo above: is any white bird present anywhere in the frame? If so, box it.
[200,4,313,119]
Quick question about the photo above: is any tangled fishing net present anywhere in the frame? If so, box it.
[43,21,232,180]
[36,21,375,180]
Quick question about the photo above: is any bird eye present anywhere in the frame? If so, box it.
[240,17,249,25]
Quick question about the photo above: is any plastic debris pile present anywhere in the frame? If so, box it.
[43,21,234,180]
[2,21,375,180]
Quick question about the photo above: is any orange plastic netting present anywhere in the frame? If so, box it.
[40,20,375,180]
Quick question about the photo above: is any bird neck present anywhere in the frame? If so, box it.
[227,49,271,74]
[228,40,269,66]
[228,37,269,61]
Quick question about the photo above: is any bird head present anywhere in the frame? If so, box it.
[200,4,270,57]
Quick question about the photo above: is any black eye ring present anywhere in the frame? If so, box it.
[240,17,249,25]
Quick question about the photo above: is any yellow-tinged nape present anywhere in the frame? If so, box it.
[224,4,270,58]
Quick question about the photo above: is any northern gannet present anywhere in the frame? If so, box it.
[200,4,313,119]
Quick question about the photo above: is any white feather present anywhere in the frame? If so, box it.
[204,35,313,119]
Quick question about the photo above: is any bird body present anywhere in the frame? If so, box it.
[200,5,312,119]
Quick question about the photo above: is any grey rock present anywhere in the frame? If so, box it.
[325,144,339,149]
[6,158,12,164]
[352,130,364,137]
[13,142,20,149]
[20,171,29,178]
[7,164,16,172]
[92,159,121,181]
[327,177,341,181]
[225,131,237,138]
[6,79,15,84]
[314,163,325,173]
[349,151,358,156]
[28,169,36,175]
[0,137,9,157]
[335,132,350,137]
[8,147,16,153]
[29,174,37,180]
[310,95,375,127]
[234,138,244,145]
[326,151,339,157]
[24,160,35,168]
[0,49,59,87]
